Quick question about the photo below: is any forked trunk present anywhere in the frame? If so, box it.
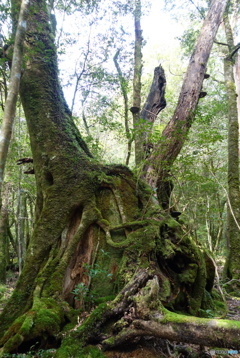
[144,0,228,207]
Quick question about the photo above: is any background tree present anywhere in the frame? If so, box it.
[0,0,30,200]
[222,5,240,280]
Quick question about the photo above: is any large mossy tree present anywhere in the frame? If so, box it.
[1,0,240,356]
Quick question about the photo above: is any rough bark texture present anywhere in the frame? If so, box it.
[144,0,228,206]
[0,0,238,357]
[234,52,240,121]
[223,14,240,280]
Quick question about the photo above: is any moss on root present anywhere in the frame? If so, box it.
[0,297,64,355]
[56,343,107,358]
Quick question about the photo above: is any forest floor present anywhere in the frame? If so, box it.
[0,271,18,314]
[1,272,240,357]
[225,296,240,321]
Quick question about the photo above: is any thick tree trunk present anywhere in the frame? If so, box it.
[0,0,238,356]
[223,14,240,280]
[144,0,228,206]
[234,52,240,120]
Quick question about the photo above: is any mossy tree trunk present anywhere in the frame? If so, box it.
[223,13,240,280]
[0,0,238,356]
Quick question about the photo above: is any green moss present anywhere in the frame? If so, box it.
[159,277,171,301]
[76,302,108,337]
[2,333,24,353]
[0,296,65,355]
[0,315,25,345]
[0,285,7,300]
[56,342,107,358]
[55,336,83,358]
[160,239,175,258]
[167,218,181,229]
[34,308,60,334]
[178,263,198,284]
[80,346,107,357]
[57,304,109,358]
[161,307,240,330]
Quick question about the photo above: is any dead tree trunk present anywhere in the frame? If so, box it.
[131,0,143,165]
[144,0,228,207]
[139,64,166,161]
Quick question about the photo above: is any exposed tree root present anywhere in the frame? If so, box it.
[57,270,240,355]
[101,273,240,351]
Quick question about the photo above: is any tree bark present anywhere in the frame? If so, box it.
[0,183,9,283]
[138,64,166,161]
[223,13,240,280]
[144,0,228,206]
[102,273,240,351]
[131,0,143,165]
[234,52,240,121]
[0,0,30,203]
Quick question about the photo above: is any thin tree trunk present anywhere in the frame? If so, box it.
[144,0,228,206]
[205,196,213,252]
[0,0,30,202]
[0,183,9,283]
[17,188,27,274]
[71,33,91,114]
[113,49,132,165]
[131,0,143,165]
[213,194,225,253]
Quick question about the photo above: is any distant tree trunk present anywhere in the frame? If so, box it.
[113,49,132,165]
[17,189,27,274]
[0,0,30,202]
[0,183,9,283]
[223,13,240,280]
[213,194,226,253]
[131,0,143,165]
[144,0,228,208]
